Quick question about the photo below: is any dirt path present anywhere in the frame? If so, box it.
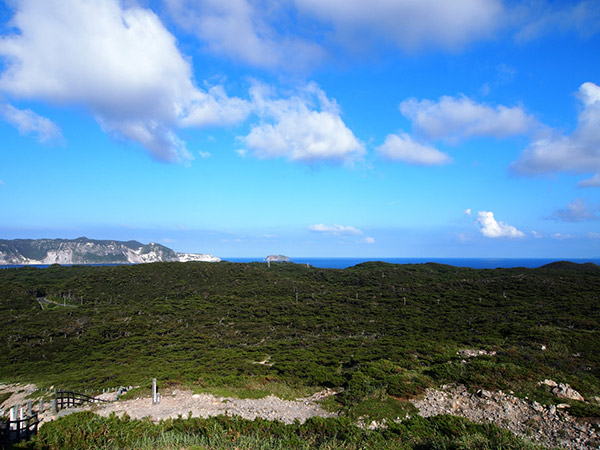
[63,388,336,424]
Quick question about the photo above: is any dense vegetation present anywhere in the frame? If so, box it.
[1,260,599,448]
[19,411,545,450]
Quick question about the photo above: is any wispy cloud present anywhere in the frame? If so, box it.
[165,0,324,71]
[0,103,62,143]
[579,173,600,188]
[309,224,363,235]
[514,0,600,42]
[376,132,451,165]
[549,199,598,222]
[294,0,504,52]
[399,95,537,142]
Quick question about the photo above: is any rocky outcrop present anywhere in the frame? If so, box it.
[176,252,221,263]
[553,383,586,402]
[540,380,586,402]
[0,237,220,265]
[412,384,599,450]
[266,255,290,262]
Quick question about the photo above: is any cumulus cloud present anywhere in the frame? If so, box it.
[364,236,375,244]
[549,199,598,222]
[294,0,504,52]
[399,95,537,142]
[376,133,451,165]
[464,209,472,216]
[0,0,249,162]
[476,211,525,238]
[309,224,363,235]
[0,103,62,143]
[531,230,542,239]
[242,83,364,164]
[511,82,600,176]
[165,0,324,70]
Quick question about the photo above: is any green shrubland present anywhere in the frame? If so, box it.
[0,260,598,448]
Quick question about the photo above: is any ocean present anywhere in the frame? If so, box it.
[223,257,600,269]
[1,257,599,270]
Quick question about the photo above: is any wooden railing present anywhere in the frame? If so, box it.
[55,390,109,411]
[0,411,41,444]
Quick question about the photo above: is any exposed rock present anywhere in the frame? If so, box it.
[412,384,599,450]
[540,379,559,388]
[0,237,220,265]
[457,349,496,358]
[266,255,290,262]
[553,383,585,402]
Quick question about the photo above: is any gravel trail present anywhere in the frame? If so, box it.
[90,389,336,424]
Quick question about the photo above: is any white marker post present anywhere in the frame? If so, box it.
[9,406,16,431]
[152,378,158,405]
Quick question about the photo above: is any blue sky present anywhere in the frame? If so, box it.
[0,0,599,258]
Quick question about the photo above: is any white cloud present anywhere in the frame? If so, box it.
[198,150,212,159]
[309,224,363,235]
[0,0,249,162]
[579,174,600,187]
[511,82,600,175]
[514,0,600,42]
[376,133,451,165]
[165,0,324,70]
[550,199,598,222]
[531,230,543,239]
[242,83,364,164]
[476,211,525,238]
[0,103,62,143]
[399,95,537,142]
[464,208,472,216]
[364,236,375,244]
[294,0,504,52]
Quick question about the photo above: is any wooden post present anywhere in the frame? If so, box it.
[27,401,32,416]
[39,398,44,412]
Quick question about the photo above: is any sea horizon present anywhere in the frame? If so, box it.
[2,257,600,270]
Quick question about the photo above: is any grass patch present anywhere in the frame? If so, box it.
[346,396,418,423]
[0,391,12,406]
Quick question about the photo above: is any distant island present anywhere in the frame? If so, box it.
[266,254,290,262]
[0,237,220,265]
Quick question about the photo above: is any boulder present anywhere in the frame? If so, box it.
[552,383,584,402]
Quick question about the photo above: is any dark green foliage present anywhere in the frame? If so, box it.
[11,411,545,450]
[0,261,598,413]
